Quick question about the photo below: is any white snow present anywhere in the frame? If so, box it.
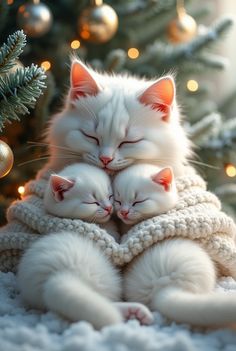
[0,272,236,351]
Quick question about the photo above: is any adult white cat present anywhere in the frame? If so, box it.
[18,60,236,328]
[40,59,191,177]
[113,164,178,225]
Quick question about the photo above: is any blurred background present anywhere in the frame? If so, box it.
[0,0,236,224]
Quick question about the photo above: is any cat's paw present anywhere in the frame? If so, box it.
[114,302,154,325]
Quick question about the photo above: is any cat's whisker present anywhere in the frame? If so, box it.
[27,141,80,156]
[89,214,97,224]
[187,159,220,170]
[139,157,219,170]
[18,155,81,167]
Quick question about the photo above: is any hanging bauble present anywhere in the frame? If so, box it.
[0,140,14,178]
[9,60,24,74]
[78,0,118,44]
[167,1,197,44]
[17,0,52,38]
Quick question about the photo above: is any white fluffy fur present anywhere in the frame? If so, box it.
[44,163,120,242]
[113,164,178,225]
[41,60,192,178]
[124,238,236,326]
[17,232,122,329]
[44,163,113,223]
[19,61,235,329]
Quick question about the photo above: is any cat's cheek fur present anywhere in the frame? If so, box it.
[120,141,158,160]
[65,131,93,153]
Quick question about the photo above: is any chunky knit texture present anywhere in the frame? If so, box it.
[0,173,236,276]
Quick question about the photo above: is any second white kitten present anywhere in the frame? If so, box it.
[113,164,178,226]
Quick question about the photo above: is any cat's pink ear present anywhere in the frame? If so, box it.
[70,61,99,100]
[50,175,75,201]
[139,76,175,122]
[151,167,173,192]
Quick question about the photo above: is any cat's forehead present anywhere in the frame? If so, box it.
[115,177,142,199]
[96,95,130,139]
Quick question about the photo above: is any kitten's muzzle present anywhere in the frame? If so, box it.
[120,209,129,219]
[104,205,112,214]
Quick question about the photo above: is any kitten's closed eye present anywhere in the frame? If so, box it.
[132,199,147,206]
[84,201,100,205]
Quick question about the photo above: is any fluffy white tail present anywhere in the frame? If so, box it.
[153,287,236,326]
[43,271,122,330]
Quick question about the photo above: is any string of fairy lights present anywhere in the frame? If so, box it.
[1,0,235,198]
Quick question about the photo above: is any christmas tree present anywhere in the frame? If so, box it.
[0,0,235,224]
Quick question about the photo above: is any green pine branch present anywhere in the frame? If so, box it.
[0,64,46,131]
[0,30,47,131]
[0,30,26,74]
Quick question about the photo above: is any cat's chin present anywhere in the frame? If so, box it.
[121,218,138,225]
[103,167,115,176]
[95,215,111,224]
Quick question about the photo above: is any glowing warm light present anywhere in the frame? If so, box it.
[18,5,25,12]
[80,30,90,39]
[40,61,51,71]
[187,79,199,92]
[7,0,14,4]
[225,164,236,177]
[127,48,140,59]
[18,186,25,196]
[71,40,81,49]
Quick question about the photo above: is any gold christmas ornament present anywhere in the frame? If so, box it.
[78,0,118,44]
[167,0,197,44]
[17,0,52,38]
[9,60,24,74]
[0,140,14,178]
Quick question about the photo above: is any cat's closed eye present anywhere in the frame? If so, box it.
[80,130,100,146]
[132,199,147,206]
[118,139,143,148]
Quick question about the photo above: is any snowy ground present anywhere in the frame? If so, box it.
[0,272,236,351]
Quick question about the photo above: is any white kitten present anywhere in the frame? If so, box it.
[44,162,119,241]
[17,232,122,330]
[124,238,236,327]
[40,60,192,178]
[113,164,178,225]
[44,163,113,223]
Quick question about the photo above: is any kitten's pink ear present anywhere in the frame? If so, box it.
[152,167,173,192]
[50,175,75,201]
[139,76,175,122]
[70,61,99,101]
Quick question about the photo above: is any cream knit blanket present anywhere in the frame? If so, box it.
[0,173,236,277]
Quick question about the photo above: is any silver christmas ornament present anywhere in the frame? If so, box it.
[17,0,52,38]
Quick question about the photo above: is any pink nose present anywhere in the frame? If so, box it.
[104,205,112,214]
[100,156,113,166]
[120,209,129,218]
